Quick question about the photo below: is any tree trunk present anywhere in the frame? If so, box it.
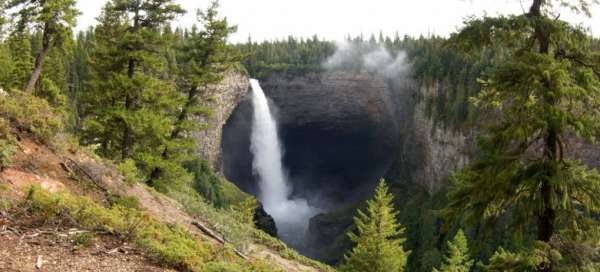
[121,58,135,160]
[530,2,555,271]
[121,9,141,160]
[24,21,52,93]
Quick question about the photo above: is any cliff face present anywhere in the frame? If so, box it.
[193,70,249,172]
[223,71,400,208]
[406,82,470,193]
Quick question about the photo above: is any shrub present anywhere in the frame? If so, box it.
[117,159,142,185]
[109,195,141,210]
[0,117,16,170]
[0,139,16,170]
[73,232,95,248]
[0,91,63,144]
[20,186,276,272]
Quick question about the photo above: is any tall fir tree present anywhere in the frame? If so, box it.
[81,0,187,186]
[443,1,600,271]
[434,229,473,272]
[341,179,409,272]
[146,0,242,185]
[7,0,79,93]
[6,33,33,90]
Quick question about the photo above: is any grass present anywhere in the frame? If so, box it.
[18,186,284,272]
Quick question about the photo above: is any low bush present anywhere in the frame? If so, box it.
[0,90,63,144]
[117,159,142,186]
[20,186,285,272]
[73,232,95,248]
[0,117,16,170]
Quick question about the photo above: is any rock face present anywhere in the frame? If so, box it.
[406,82,470,193]
[194,70,249,172]
[221,70,473,263]
[254,203,278,237]
[222,71,399,208]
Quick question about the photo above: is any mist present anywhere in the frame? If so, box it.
[323,40,410,79]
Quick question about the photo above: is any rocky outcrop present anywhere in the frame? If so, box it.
[194,70,249,172]
[254,203,278,237]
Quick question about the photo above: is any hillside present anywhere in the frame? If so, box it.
[0,91,332,272]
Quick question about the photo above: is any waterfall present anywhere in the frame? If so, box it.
[249,79,317,244]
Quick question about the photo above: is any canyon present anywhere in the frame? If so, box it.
[203,69,470,262]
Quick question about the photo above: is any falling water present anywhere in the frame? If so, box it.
[249,79,318,244]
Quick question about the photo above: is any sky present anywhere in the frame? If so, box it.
[76,0,600,43]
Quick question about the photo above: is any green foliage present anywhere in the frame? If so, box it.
[236,35,335,79]
[444,0,600,245]
[231,197,257,226]
[80,0,187,186]
[0,117,16,170]
[184,159,247,208]
[20,185,288,272]
[479,242,561,272]
[7,0,80,93]
[341,179,409,272]
[117,159,142,186]
[434,229,473,272]
[0,90,63,144]
[0,138,16,170]
[108,195,141,210]
[73,232,95,248]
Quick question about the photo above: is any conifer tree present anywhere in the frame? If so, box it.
[341,179,409,272]
[443,1,600,271]
[6,33,33,89]
[7,0,79,93]
[146,0,242,185]
[81,0,186,185]
[434,229,473,272]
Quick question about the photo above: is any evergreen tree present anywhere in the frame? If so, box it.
[81,0,186,186]
[146,0,242,185]
[6,33,33,89]
[434,229,473,272]
[443,1,600,271]
[109,0,185,160]
[341,179,409,272]
[7,0,79,93]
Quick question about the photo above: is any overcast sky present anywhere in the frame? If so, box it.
[76,0,600,43]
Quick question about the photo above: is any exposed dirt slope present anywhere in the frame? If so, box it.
[0,136,321,272]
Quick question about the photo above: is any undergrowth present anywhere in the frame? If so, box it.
[0,90,63,145]
[18,186,281,272]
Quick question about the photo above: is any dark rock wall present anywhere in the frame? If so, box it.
[222,71,400,209]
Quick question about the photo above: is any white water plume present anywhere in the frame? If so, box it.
[323,40,410,78]
[249,79,318,244]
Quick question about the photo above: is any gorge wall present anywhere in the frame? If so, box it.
[220,69,471,261]
[193,70,249,172]
[222,71,400,210]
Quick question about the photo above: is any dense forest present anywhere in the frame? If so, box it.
[1,0,600,272]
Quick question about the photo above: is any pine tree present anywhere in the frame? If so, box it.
[341,179,409,272]
[6,33,33,90]
[146,0,242,185]
[7,0,79,93]
[81,0,187,186]
[434,229,473,272]
[443,1,600,271]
